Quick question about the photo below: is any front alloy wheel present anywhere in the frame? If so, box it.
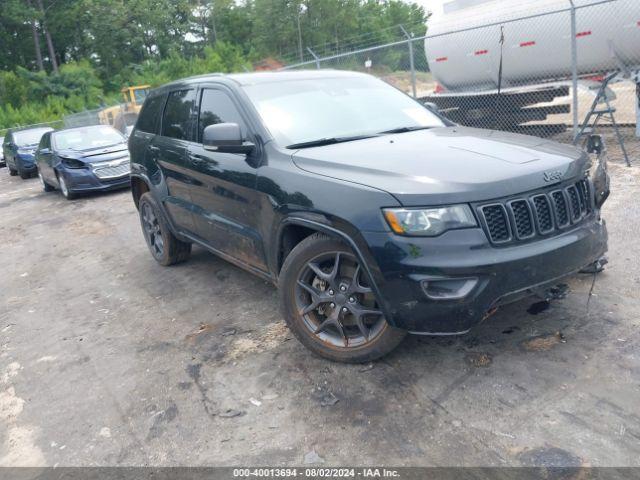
[57,174,75,199]
[280,233,405,362]
[296,251,387,348]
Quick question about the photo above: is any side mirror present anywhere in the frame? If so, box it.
[424,102,440,113]
[586,134,604,155]
[203,123,255,154]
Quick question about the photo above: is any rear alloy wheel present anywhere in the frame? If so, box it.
[138,192,191,266]
[57,174,76,200]
[38,171,54,192]
[280,233,406,363]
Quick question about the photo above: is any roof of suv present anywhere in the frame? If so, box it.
[159,69,369,90]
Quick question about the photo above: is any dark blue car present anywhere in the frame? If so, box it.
[2,127,54,179]
[35,125,130,200]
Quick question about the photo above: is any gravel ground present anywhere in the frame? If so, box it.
[0,139,639,467]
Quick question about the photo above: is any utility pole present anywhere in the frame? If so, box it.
[400,25,416,98]
[570,0,579,140]
[636,73,640,138]
[296,9,304,63]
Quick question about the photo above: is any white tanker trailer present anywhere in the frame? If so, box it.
[422,0,640,136]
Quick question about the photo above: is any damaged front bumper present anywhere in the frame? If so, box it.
[363,215,608,335]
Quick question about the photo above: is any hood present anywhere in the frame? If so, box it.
[58,143,129,164]
[291,127,590,205]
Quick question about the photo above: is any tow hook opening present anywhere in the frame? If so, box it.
[533,283,570,302]
[580,255,608,274]
[527,283,570,315]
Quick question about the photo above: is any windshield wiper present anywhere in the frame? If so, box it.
[287,134,379,149]
[379,126,434,135]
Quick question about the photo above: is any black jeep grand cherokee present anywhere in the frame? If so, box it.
[129,70,608,363]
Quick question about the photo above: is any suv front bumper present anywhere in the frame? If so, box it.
[363,216,608,334]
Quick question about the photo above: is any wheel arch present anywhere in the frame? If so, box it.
[131,174,151,210]
[275,217,395,326]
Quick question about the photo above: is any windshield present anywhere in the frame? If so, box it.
[242,75,445,147]
[54,126,125,150]
[14,128,52,147]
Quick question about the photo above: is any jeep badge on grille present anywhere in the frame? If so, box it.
[543,170,563,183]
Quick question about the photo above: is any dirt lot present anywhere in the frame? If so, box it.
[1,136,639,467]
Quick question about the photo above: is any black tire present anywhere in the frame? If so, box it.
[38,171,55,192]
[138,192,191,266]
[279,233,406,363]
[8,167,17,176]
[18,166,31,180]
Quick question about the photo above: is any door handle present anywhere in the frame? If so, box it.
[188,154,209,166]
[188,153,221,172]
[148,145,160,153]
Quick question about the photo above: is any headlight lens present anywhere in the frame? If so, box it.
[61,157,86,169]
[383,205,477,236]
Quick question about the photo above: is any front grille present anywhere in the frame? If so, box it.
[550,191,569,227]
[92,159,130,179]
[577,180,590,215]
[532,195,554,233]
[567,186,581,221]
[479,177,594,245]
[481,204,510,243]
[509,200,534,238]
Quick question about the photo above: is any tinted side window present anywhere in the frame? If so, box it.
[198,89,247,142]
[162,90,196,140]
[137,95,166,134]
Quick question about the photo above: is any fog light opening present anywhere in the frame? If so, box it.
[421,277,478,300]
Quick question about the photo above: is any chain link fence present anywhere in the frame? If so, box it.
[281,0,639,164]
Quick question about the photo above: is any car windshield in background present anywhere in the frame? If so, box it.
[54,126,125,151]
[242,76,445,148]
[14,128,52,147]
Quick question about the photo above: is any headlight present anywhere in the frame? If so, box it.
[383,205,477,236]
[61,157,86,169]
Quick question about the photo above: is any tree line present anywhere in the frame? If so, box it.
[0,0,426,130]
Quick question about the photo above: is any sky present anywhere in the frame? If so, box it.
[410,0,445,15]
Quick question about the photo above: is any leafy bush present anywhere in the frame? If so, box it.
[0,44,250,130]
